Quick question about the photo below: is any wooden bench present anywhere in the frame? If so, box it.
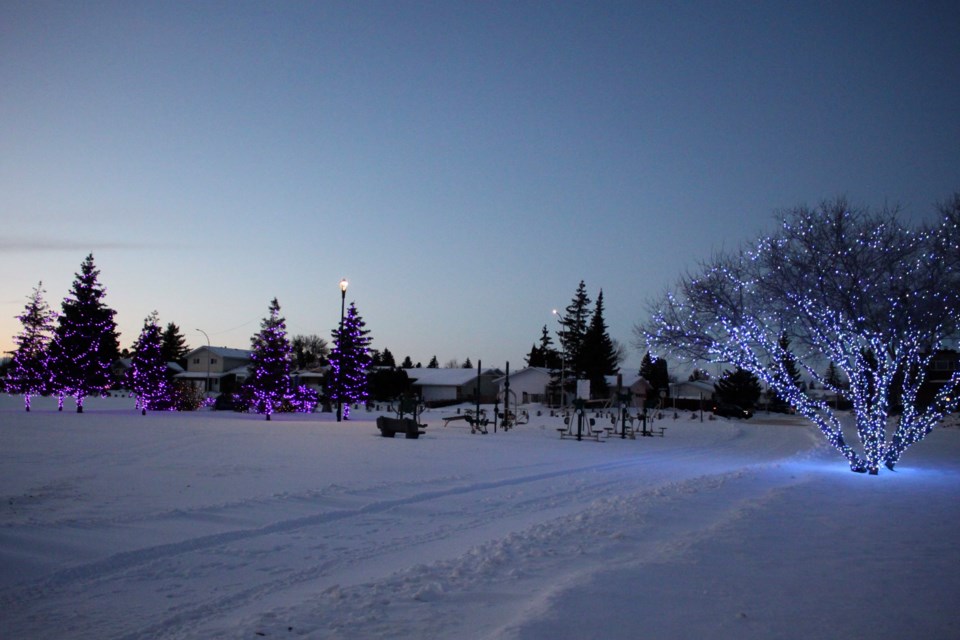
[376,416,426,439]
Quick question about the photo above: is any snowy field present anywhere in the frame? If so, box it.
[2,395,960,640]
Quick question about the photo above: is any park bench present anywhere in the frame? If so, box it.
[376,416,426,439]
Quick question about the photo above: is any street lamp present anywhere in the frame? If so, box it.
[552,309,566,410]
[336,278,348,422]
[195,328,211,396]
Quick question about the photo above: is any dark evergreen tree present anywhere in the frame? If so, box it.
[48,254,120,412]
[825,361,846,389]
[242,298,292,420]
[640,352,670,406]
[329,302,372,420]
[368,367,411,401]
[581,290,620,397]
[401,355,414,369]
[526,325,561,369]
[427,355,439,368]
[380,348,396,368]
[557,280,592,377]
[126,312,171,415]
[714,367,763,409]
[772,333,802,404]
[7,282,56,410]
[160,322,190,368]
[462,357,473,369]
[369,349,383,367]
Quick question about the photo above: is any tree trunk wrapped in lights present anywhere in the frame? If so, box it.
[638,195,960,474]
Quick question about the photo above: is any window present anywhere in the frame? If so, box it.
[211,358,218,365]
[193,358,200,364]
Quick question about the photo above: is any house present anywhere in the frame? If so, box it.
[111,358,184,389]
[667,380,715,409]
[918,349,960,408]
[175,346,253,396]
[408,367,502,405]
[290,367,328,394]
[603,373,651,407]
[495,367,552,405]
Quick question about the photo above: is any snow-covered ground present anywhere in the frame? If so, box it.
[2,395,959,639]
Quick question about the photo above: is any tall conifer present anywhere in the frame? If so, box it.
[243,298,292,420]
[48,254,120,412]
[8,282,56,410]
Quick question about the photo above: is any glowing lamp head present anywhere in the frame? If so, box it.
[340,278,349,294]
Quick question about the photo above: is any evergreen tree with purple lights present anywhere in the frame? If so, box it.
[48,254,120,413]
[126,311,171,415]
[7,282,57,411]
[639,196,960,474]
[242,298,292,420]
[328,302,371,420]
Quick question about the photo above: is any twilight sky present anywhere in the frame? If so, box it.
[2,1,958,372]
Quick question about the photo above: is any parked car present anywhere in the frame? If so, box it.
[713,403,753,419]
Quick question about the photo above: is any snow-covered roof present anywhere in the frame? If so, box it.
[669,380,715,397]
[408,368,500,387]
[115,358,184,372]
[605,373,647,389]
[493,367,552,384]
[185,346,253,360]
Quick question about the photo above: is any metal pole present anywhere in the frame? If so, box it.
[502,361,509,433]
[196,328,211,396]
[337,279,347,422]
[476,359,481,427]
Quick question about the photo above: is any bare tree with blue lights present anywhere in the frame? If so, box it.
[639,196,960,474]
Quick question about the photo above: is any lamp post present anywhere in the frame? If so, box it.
[552,309,566,410]
[196,328,211,396]
[336,278,348,422]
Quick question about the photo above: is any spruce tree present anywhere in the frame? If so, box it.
[427,355,439,368]
[126,312,171,415]
[527,325,561,369]
[772,333,802,405]
[581,290,620,397]
[160,323,190,368]
[825,361,846,389]
[558,280,592,377]
[380,348,396,368]
[329,302,372,420]
[640,352,670,406]
[525,343,544,367]
[243,298,293,420]
[7,282,56,411]
[401,355,414,369]
[462,357,473,369]
[48,254,120,412]
[715,367,763,409]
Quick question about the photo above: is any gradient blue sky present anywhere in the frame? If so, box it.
[2,1,958,372]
